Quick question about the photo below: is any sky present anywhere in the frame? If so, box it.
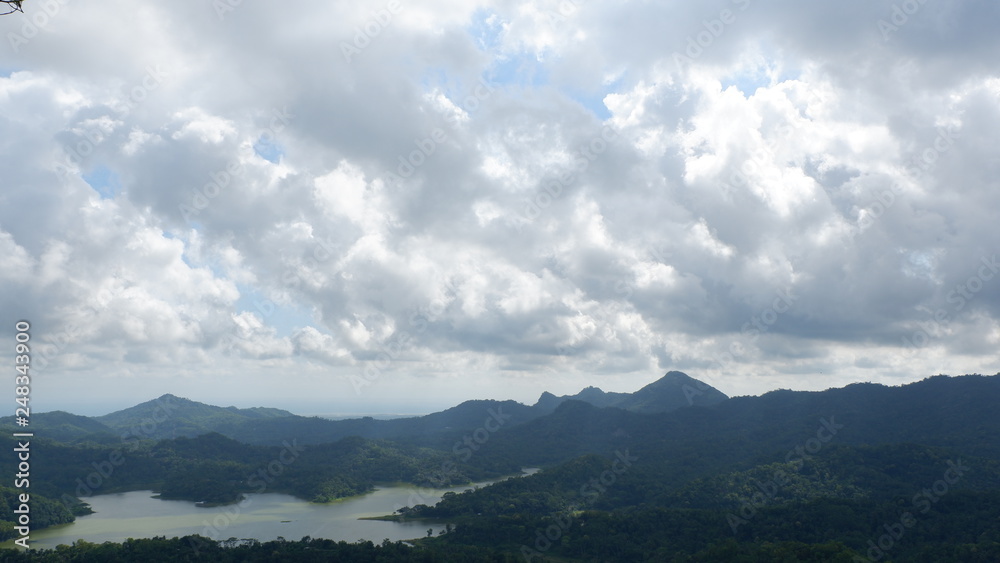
[1,0,998,417]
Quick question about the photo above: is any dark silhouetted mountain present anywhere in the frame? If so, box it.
[532,371,727,414]
[221,399,538,446]
[94,394,295,440]
[457,374,1000,483]
[13,371,721,446]
[3,372,1000,563]
[60,393,539,446]
[615,370,729,412]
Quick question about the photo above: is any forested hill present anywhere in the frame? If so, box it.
[456,373,1000,472]
[0,371,724,446]
[400,373,1000,561]
[532,370,728,414]
[1,373,999,560]
[97,394,295,439]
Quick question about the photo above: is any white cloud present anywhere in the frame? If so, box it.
[1,0,997,413]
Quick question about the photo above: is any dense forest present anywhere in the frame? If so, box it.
[2,372,999,561]
[0,535,520,562]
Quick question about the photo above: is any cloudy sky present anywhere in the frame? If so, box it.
[1,0,998,416]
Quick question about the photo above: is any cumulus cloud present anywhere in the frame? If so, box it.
[0,0,996,413]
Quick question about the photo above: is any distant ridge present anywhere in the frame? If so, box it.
[0,371,727,446]
[95,394,295,440]
[533,371,728,414]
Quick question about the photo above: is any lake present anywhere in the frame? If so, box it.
[5,479,507,550]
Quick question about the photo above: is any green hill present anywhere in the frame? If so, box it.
[95,393,295,441]
[0,411,117,445]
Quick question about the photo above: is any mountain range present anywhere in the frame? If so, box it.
[3,371,1000,560]
[2,370,728,446]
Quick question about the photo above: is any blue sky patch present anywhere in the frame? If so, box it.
[565,75,622,120]
[488,51,548,89]
[721,71,769,97]
[254,134,284,163]
[466,8,504,52]
[82,165,122,199]
[235,284,315,338]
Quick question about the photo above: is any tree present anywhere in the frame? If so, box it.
[1,1,23,16]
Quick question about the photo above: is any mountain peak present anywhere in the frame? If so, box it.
[533,371,728,415]
[615,371,728,413]
[534,391,563,413]
[663,370,692,380]
[95,393,295,440]
[652,371,705,386]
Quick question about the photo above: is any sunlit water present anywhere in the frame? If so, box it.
[5,479,509,550]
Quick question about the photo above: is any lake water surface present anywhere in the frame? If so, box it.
[6,480,499,550]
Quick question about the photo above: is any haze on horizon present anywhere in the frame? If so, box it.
[1,0,998,416]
